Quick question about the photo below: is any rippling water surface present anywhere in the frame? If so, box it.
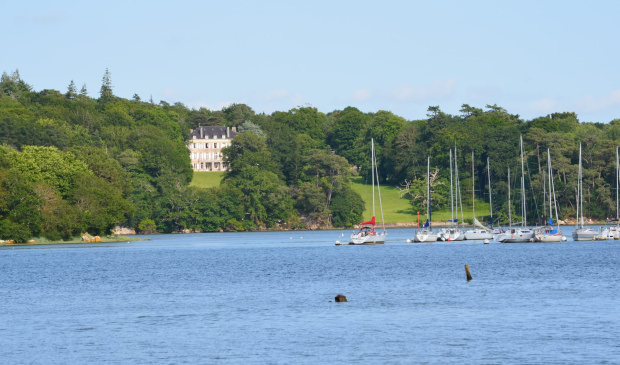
[1,228,619,364]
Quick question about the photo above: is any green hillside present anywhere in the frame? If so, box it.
[190,171,224,188]
[350,177,491,224]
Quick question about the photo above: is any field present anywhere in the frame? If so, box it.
[190,171,224,188]
[350,177,491,224]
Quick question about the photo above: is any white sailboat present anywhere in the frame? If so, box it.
[534,149,564,242]
[464,151,493,240]
[496,136,534,243]
[572,143,599,241]
[348,139,387,245]
[439,149,464,241]
[414,156,438,242]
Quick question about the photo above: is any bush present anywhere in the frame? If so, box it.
[0,219,32,243]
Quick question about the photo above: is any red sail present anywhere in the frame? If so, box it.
[361,216,376,226]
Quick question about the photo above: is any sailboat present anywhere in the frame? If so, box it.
[572,143,599,241]
[414,156,438,242]
[602,146,620,240]
[534,149,564,242]
[439,149,464,241]
[464,151,493,240]
[348,139,387,245]
[496,135,534,242]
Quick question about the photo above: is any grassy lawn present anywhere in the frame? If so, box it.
[350,177,491,224]
[190,171,224,188]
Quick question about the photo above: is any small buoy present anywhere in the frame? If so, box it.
[483,239,490,244]
[335,240,340,245]
[562,236,567,241]
[406,239,411,243]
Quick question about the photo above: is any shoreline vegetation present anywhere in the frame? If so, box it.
[0,235,148,246]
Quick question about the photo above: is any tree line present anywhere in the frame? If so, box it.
[1,69,619,242]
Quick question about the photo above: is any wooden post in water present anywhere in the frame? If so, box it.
[465,265,472,281]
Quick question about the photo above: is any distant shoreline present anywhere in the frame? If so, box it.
[0,236,149,246]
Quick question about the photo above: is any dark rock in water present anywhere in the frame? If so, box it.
[335,294,347,302]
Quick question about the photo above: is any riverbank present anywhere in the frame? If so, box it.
[0,235,149,246]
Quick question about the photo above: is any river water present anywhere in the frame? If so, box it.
[1,227,619,364]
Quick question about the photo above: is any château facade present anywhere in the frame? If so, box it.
[188,126,237,171]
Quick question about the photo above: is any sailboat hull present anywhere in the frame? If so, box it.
[572,229,599,241]
[464,229,493,240]
[349,230,386,245]
[413,229,438,242]
[496,229,534,243]
[438,228,464,241]
[534,233,563,242]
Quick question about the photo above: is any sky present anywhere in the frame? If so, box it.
[2,0,620,123]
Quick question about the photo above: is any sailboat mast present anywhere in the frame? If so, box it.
[373,140,386,231]
[547,149,553,222]
[577,143,583,228]
[508,167,512,230]
[471,151,475,219]
[371,139,376,218]
[455,146,464,227]
[450,149,454,226]
[427,156,431,228]
[520,135,526,227]
[616,146,618,221]
[549,149,560,231]
[488,157,493,225]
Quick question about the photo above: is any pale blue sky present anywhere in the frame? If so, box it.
[3,0,619,123]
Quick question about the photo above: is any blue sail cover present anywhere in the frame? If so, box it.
[548,217,553,226]
[423,219,430,228]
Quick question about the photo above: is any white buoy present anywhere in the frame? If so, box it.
[335,240,341,245]
[406,239,411,243]
[483,239,490,244]
[562,236,567,241]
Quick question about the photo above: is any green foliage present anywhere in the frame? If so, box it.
[138,218,157,234]
[3,70,620,240]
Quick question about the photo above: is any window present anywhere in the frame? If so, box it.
[214,143,218,149]
[214,163,220,169]
[206,143,209,148]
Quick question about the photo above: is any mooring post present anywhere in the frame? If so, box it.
[465,264,472,281]
[335,294,347,302]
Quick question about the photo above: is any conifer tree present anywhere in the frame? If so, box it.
[99,68,113,102]
[66,80,77,99]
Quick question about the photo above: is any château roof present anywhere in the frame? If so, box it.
[190,126,237,140]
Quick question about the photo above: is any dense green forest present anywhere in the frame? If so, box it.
[1,69,620,242]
